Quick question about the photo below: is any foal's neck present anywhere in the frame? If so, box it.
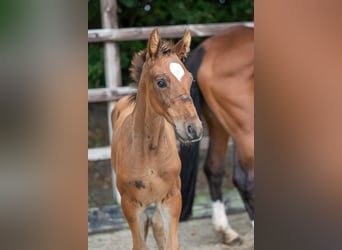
[132,87,168,154]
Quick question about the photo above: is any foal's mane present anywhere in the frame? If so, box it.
[129,40,174,85]
[128,40,174,103]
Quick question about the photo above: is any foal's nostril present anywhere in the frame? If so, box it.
[187,124,196,139]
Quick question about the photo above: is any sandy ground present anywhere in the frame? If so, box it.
[88,213,254,250]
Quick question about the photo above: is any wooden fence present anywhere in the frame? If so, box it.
[88,0,253,203]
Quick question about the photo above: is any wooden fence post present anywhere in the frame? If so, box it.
[100,0,121,204]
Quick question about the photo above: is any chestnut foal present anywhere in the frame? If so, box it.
[111,29,202,250]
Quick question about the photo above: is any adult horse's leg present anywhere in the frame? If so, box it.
[179,141,200,221]
[203,111,242,245]
[121,197,149,250]
[233,144,255,227]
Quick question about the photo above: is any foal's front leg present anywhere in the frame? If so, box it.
[121,197,149,250]
[161,185,182,250]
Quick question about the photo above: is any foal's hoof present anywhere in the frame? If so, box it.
[224,235,243,246]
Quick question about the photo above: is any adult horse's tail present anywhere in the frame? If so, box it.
[179,47,206,221]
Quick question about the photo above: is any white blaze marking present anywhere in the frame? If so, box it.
[170,62,184,81]
[252,220,254,228]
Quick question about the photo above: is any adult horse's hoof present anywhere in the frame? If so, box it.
[224,235,243,246]
[222,228,243,246]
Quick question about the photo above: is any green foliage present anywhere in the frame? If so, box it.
[88,44,105,88]
[88,0,253,88]
[88,0,101,28]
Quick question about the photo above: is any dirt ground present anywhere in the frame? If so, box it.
[88,213,253,250]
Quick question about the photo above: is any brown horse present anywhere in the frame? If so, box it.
[179,25,254,245]
[111,29,203,250]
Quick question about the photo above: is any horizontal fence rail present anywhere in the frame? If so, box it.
[88,86,137,103]
[88,22,254,42]
[88,146,112,161]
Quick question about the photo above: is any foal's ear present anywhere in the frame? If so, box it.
[147,28,161,59]
[174,29,191,59]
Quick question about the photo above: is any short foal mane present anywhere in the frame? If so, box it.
[129,40,174,85]
[128,40,174,103]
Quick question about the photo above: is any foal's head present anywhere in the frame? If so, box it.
[131,28,203,143]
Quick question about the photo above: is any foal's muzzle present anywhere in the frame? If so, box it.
[176,121,203,143]
[186,123,201,140]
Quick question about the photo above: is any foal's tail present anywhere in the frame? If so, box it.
[179,47,206,221]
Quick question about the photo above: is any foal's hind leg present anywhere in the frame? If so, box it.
[203,118,241,245]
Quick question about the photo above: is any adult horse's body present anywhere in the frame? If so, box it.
[111,29,202,250]
[179,25,254,245]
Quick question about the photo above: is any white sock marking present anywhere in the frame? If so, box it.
[252,220,254,228]
[212,201,240,242]
[170,62,184,81]
[212,200,228,232]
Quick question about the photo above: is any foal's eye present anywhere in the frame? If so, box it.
[157,80,167,88]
